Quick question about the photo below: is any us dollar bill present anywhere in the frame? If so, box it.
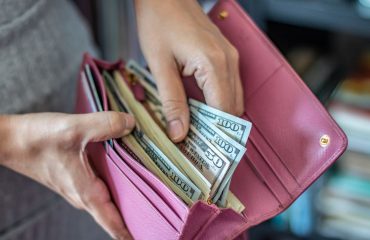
[189,107,247,202]
[104,75,202,204]
[189,99,252,145]
[179,125,230,197]
[132,129,202,201]
[190,107,246,163]
[112,70,211,197]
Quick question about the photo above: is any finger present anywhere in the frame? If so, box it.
[71,112,135,143]
[193,50,235,114]
[229,46,244,116]
[149,56,189,142]
[233,70,244,116]
[83,179,132,240]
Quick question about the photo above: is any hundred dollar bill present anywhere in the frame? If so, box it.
[104,76,200,205]
[189,107,247,202]
[133,129,202,201]
[113,70,211,197]
[189,98,252,145]
[190,107,246,163]
[179,125,230,197]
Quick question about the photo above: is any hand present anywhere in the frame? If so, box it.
[135,0,244,142]
[0,112,135,240]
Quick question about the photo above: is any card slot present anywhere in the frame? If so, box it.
[75,72,96,114]
[105,144,184,232]
[194,207,247,240]
[103,152,180,239]
[230,154,281,220]
[244,146,290,205]
[83,56,109,111]
[83,54,191,224]
[243,113,300,194]
[87,142,180,239]
[111,140,189,222]
[82,54,125,111]
[179,201,221,240]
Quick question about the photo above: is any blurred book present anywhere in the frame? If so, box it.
[339,151,370,178]
[318,51,370,240]
[330,103,370,155]
[317,174,370,240]
[332,53,370,109]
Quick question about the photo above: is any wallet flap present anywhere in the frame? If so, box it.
[182,0,347,226]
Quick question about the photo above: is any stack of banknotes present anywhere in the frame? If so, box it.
[99,60,252,213]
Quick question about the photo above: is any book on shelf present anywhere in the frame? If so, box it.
[318,51,370,239]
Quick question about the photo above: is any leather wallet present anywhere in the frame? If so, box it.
[75,0,348,239]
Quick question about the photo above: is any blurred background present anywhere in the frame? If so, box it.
[73,0,370,239]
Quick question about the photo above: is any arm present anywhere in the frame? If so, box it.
[0,112,134,240]
[134,0,244,142]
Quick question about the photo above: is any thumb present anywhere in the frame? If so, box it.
[150,58,189,143]
[72,112,135,143]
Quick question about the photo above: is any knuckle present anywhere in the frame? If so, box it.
[229,45,239,61]
[106,112,124,133]
[60,121,81,146]
[208,46,228,66]
[162,99,188,121]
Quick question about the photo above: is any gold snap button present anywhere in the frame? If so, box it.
[218,10,229,20]
[320,135,330,147]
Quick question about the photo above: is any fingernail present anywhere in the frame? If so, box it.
[168,119,184,142]
[125,115,135,129]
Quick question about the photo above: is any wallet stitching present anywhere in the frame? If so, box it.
[107,149,182,234]
[112,141,189,220]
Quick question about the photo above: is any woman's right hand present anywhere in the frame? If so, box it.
[0,112,135,240]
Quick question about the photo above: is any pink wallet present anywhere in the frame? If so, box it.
[75,0,348,239]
